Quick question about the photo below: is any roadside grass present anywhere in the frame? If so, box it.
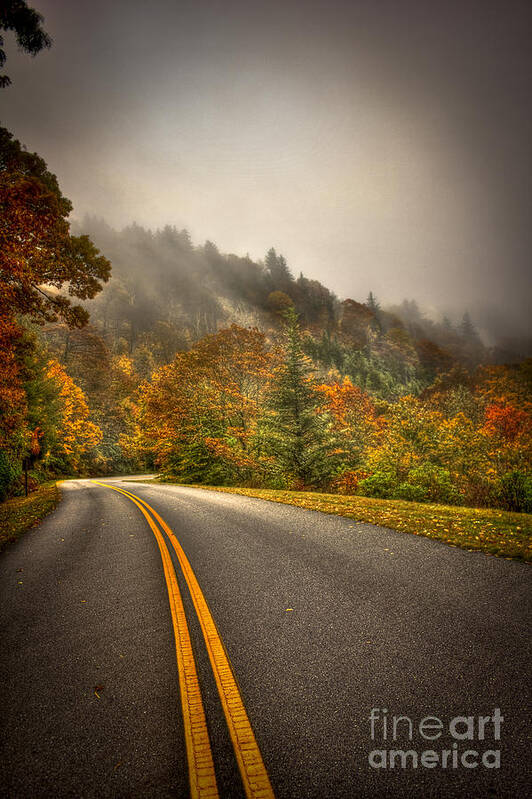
[0,482,60,551]
[159,480,532,562]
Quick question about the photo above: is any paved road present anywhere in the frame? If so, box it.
[0,477,530,798]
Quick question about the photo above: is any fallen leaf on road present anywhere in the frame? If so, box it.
[285,608,294,612]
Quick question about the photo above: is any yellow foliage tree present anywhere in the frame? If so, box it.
[46,359,102,471]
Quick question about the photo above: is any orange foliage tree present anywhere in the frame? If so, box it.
[132,326,272,482]
[316,377,380,492]
[0,127,110,327]
[476,363,532,496]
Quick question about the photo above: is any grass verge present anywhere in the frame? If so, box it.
[0,481,60,551]
[161,481,532,562]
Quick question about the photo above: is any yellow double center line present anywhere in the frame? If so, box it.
[94,482,275,799]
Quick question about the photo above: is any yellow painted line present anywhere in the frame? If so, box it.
[93,482,218,799]
[101,483,276,799]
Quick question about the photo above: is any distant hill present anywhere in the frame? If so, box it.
[71,217,505,400]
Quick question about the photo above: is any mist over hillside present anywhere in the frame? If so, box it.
[73,216,529,380]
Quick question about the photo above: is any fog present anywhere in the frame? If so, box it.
[2,0,530,345]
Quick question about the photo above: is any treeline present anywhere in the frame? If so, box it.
[121,312,532,512]
[77,217,337,351]
[79,217,490,402]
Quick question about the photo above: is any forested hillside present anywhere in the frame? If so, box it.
[72,216,492,396]
[2,126,531,513]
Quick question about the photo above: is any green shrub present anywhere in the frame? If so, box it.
[359,470,397,499]
[42,453,71,476]
[406,463,461,505]
[0,452,20,503]
[497,471,532,513]
[262,472,291,490]
[394,482,427,502]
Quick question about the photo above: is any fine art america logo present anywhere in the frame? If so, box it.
[368,708,503,770]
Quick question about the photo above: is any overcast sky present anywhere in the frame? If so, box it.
[2,0,531,339]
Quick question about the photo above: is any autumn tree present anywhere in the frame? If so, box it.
[0,127,111,326]
[339,299,373,348]
[414,339,454,383]
[45,359,102,472]
[316,377,379,492]
[267,290,294,314]
[475,362,532,509]
[134,326,272,483]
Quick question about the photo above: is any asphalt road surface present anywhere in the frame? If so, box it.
[0,477,530,798]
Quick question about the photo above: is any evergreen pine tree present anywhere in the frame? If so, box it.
[265,247,294,292]
[460,311,477,340]
[366,291,381,313]
[259,308,334,488]
[442,315,453,331]
[366,291,382,332]
[459,311,484,364]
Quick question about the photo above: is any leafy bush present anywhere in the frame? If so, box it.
[358,470,397,499]
[0,451,20,502]
[497,471,532,513]
[43,452,72,476]
[10,472,39,497]
[262,471,292,490]
[167,440,238,486]
[405,463,462,505]
[463,477,498,509]
[394,482,427,502]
